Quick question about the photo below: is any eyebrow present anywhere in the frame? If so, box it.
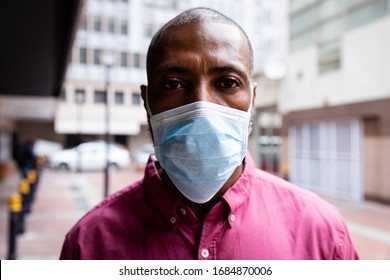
[159,66,190,74]
[158,64,248,78]
[210,65,247,79]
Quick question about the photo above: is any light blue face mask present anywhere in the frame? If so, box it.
[147,96,252,203]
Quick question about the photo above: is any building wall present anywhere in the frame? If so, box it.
[281,6,390,114]
[282,2,390,201]
[282,98,390,202]
[59,0,283,153]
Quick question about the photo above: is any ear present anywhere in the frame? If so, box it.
[140,84,147,101]
[252,82,257,106]
[140,84,148,111]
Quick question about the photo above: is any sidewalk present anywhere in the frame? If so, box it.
[1,165,390,259]
[0,165,144,260]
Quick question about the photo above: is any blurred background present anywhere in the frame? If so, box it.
[0,0,389,259]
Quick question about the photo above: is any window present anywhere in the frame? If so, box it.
[94,16,101,32]
[94,90,106,103]
[171,0,177,9]
[120,20,128,35]
[120,52,127,67]
[133,53,140,68]
[318,41,341,73]
[132,92,141,105]
[289,119,363,200]
[75,89,86,104]
[145,24,153,37]
[115,92,124,104]
[94,49,101,65]
[108,18,115,33]
[349,0,388,29]
[80,48,87,64]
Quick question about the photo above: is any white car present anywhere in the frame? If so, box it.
[47,141,131,171]
[133,143,154,168]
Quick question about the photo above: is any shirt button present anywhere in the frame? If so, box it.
[179,208,187,215]
[230,214,236,222]
[201,249,209,259]
[170,217,177,224]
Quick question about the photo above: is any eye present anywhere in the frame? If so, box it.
[163,79,183,90]
[218,77,240,89]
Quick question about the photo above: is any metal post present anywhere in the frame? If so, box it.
[8,193,22,260]
[104,64,111,198]
[75,90,83,173]
[18,179,30,234]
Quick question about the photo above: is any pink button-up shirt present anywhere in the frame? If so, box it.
[60,153,359,260]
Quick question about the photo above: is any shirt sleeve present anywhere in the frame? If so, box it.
[334,218,359,260]
[59,234,80,260]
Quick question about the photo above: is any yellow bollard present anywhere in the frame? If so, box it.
[27,170,37,184]
[27,169,38,201]
[19,179,30,195]
[19,179,31,216]
[8,193,23,259]
[9,193,22,213]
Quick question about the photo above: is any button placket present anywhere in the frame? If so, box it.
[170,217,177,224]
[179,208,186,215]
[201,249,209,259]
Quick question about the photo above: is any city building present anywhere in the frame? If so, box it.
[281,0,390,202]
[56,0,287,156]
[0,0,83,178]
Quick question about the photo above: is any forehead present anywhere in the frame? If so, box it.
[149,22,251,76]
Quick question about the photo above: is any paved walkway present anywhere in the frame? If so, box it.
[0,165,389,259]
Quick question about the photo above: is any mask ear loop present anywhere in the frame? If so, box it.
[248,83,255,135]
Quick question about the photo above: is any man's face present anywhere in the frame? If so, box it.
[141,21,256,116]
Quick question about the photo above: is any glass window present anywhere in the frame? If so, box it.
[132,92,141,105]
[171,0,177,9]
[145,24,153,37]
[94,16,101,32]
[94,49,101,65]
[94,90,106,103]
[108,18,115,33]
[121,20,128,35]
[291,0,317,13]
[290,29,316,51]
[115,92,124,104]
[318,17,346,42]
[75,89,86,104]
[133,53,140,68]
[120,52,127,67]
[80,48,87,64]
[349,0,388,29]
[291,6,318,34]
[318,40,341,73]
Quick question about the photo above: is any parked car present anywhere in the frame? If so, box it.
[132,143,154,169]
[47,141,131,171]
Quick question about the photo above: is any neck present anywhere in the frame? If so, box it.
[159,164,244,218]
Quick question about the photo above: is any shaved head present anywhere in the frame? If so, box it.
[146,7,254,77]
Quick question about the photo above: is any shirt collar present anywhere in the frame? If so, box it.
[143,152,256,228]
[143,154,198,230]
[222,151,256,227]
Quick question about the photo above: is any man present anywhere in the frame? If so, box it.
[60,7,359,260]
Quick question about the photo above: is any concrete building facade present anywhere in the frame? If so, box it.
[281,0,390,202]
[57,0,286,155]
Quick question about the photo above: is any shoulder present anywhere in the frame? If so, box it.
[61,179,145,252]
[248,168,358,259]
[251,168,343,226]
